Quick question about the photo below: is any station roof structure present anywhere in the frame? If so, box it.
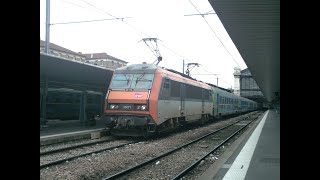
[208,0,280,102]
[40,53,114,92]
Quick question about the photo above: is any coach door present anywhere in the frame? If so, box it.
[180,84,185,116]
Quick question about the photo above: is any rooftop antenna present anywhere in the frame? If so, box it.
[140,38,162,65]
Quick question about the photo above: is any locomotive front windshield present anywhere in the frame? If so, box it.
[110,73,154,90]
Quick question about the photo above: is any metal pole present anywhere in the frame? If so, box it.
[183,59,185,74]
[45,0,50,54]
[217,77,219,86]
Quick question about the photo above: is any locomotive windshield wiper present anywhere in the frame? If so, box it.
[135,72,146,85]
[122,74,130,85]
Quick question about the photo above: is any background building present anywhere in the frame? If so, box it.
[40,40,86,62]
[234,67,267,107]
[83,53,128,70]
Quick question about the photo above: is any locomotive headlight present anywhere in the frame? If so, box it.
[110,104,119,109]
[141,105,147,110]
[135,104,147,111]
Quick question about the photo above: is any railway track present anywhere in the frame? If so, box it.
[40,114,251,170]
[101,112,261,180]
[172,119,257,179]
[40,139,142,170]
[40,138,116,156]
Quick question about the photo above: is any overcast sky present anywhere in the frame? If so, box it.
[40,0,248,89]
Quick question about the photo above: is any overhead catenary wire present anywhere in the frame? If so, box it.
[78,0,116,17]
[62,0,100,13]
[78,0,193,65]
[52,0,234,88]
[205,9,215,14]
[78,0,152,38]
[78,1,233,87]
[184,12,216,16]
[196,65,233,87]
[51,17,131,25]
[187,0,241,68]
[69,1,207,68]
[58,0,112,18]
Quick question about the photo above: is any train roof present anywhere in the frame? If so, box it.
[116,63,256,103]
[116,63,158,71]
[205,82,232,93]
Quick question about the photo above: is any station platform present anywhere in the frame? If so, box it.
[40,118,109,146]
[200,109,280,180]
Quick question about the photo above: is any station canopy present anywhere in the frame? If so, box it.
[208,0,280,102]
[40,53,114,93]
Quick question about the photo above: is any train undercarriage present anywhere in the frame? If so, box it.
[103,113,212,138]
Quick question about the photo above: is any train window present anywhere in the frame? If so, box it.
[87,96,93,104]
[55,93,64,103]
[185,84,201,99]
[62,93,73,104]
[170,80,180,97]
[132,74,155,89]
[163,78,170,89]
[111,73,155,90]
[94,95,101,103]
[203,89,209,100]
[46,94,55,103]
[110,74,134,89]
[74,94,81,104]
